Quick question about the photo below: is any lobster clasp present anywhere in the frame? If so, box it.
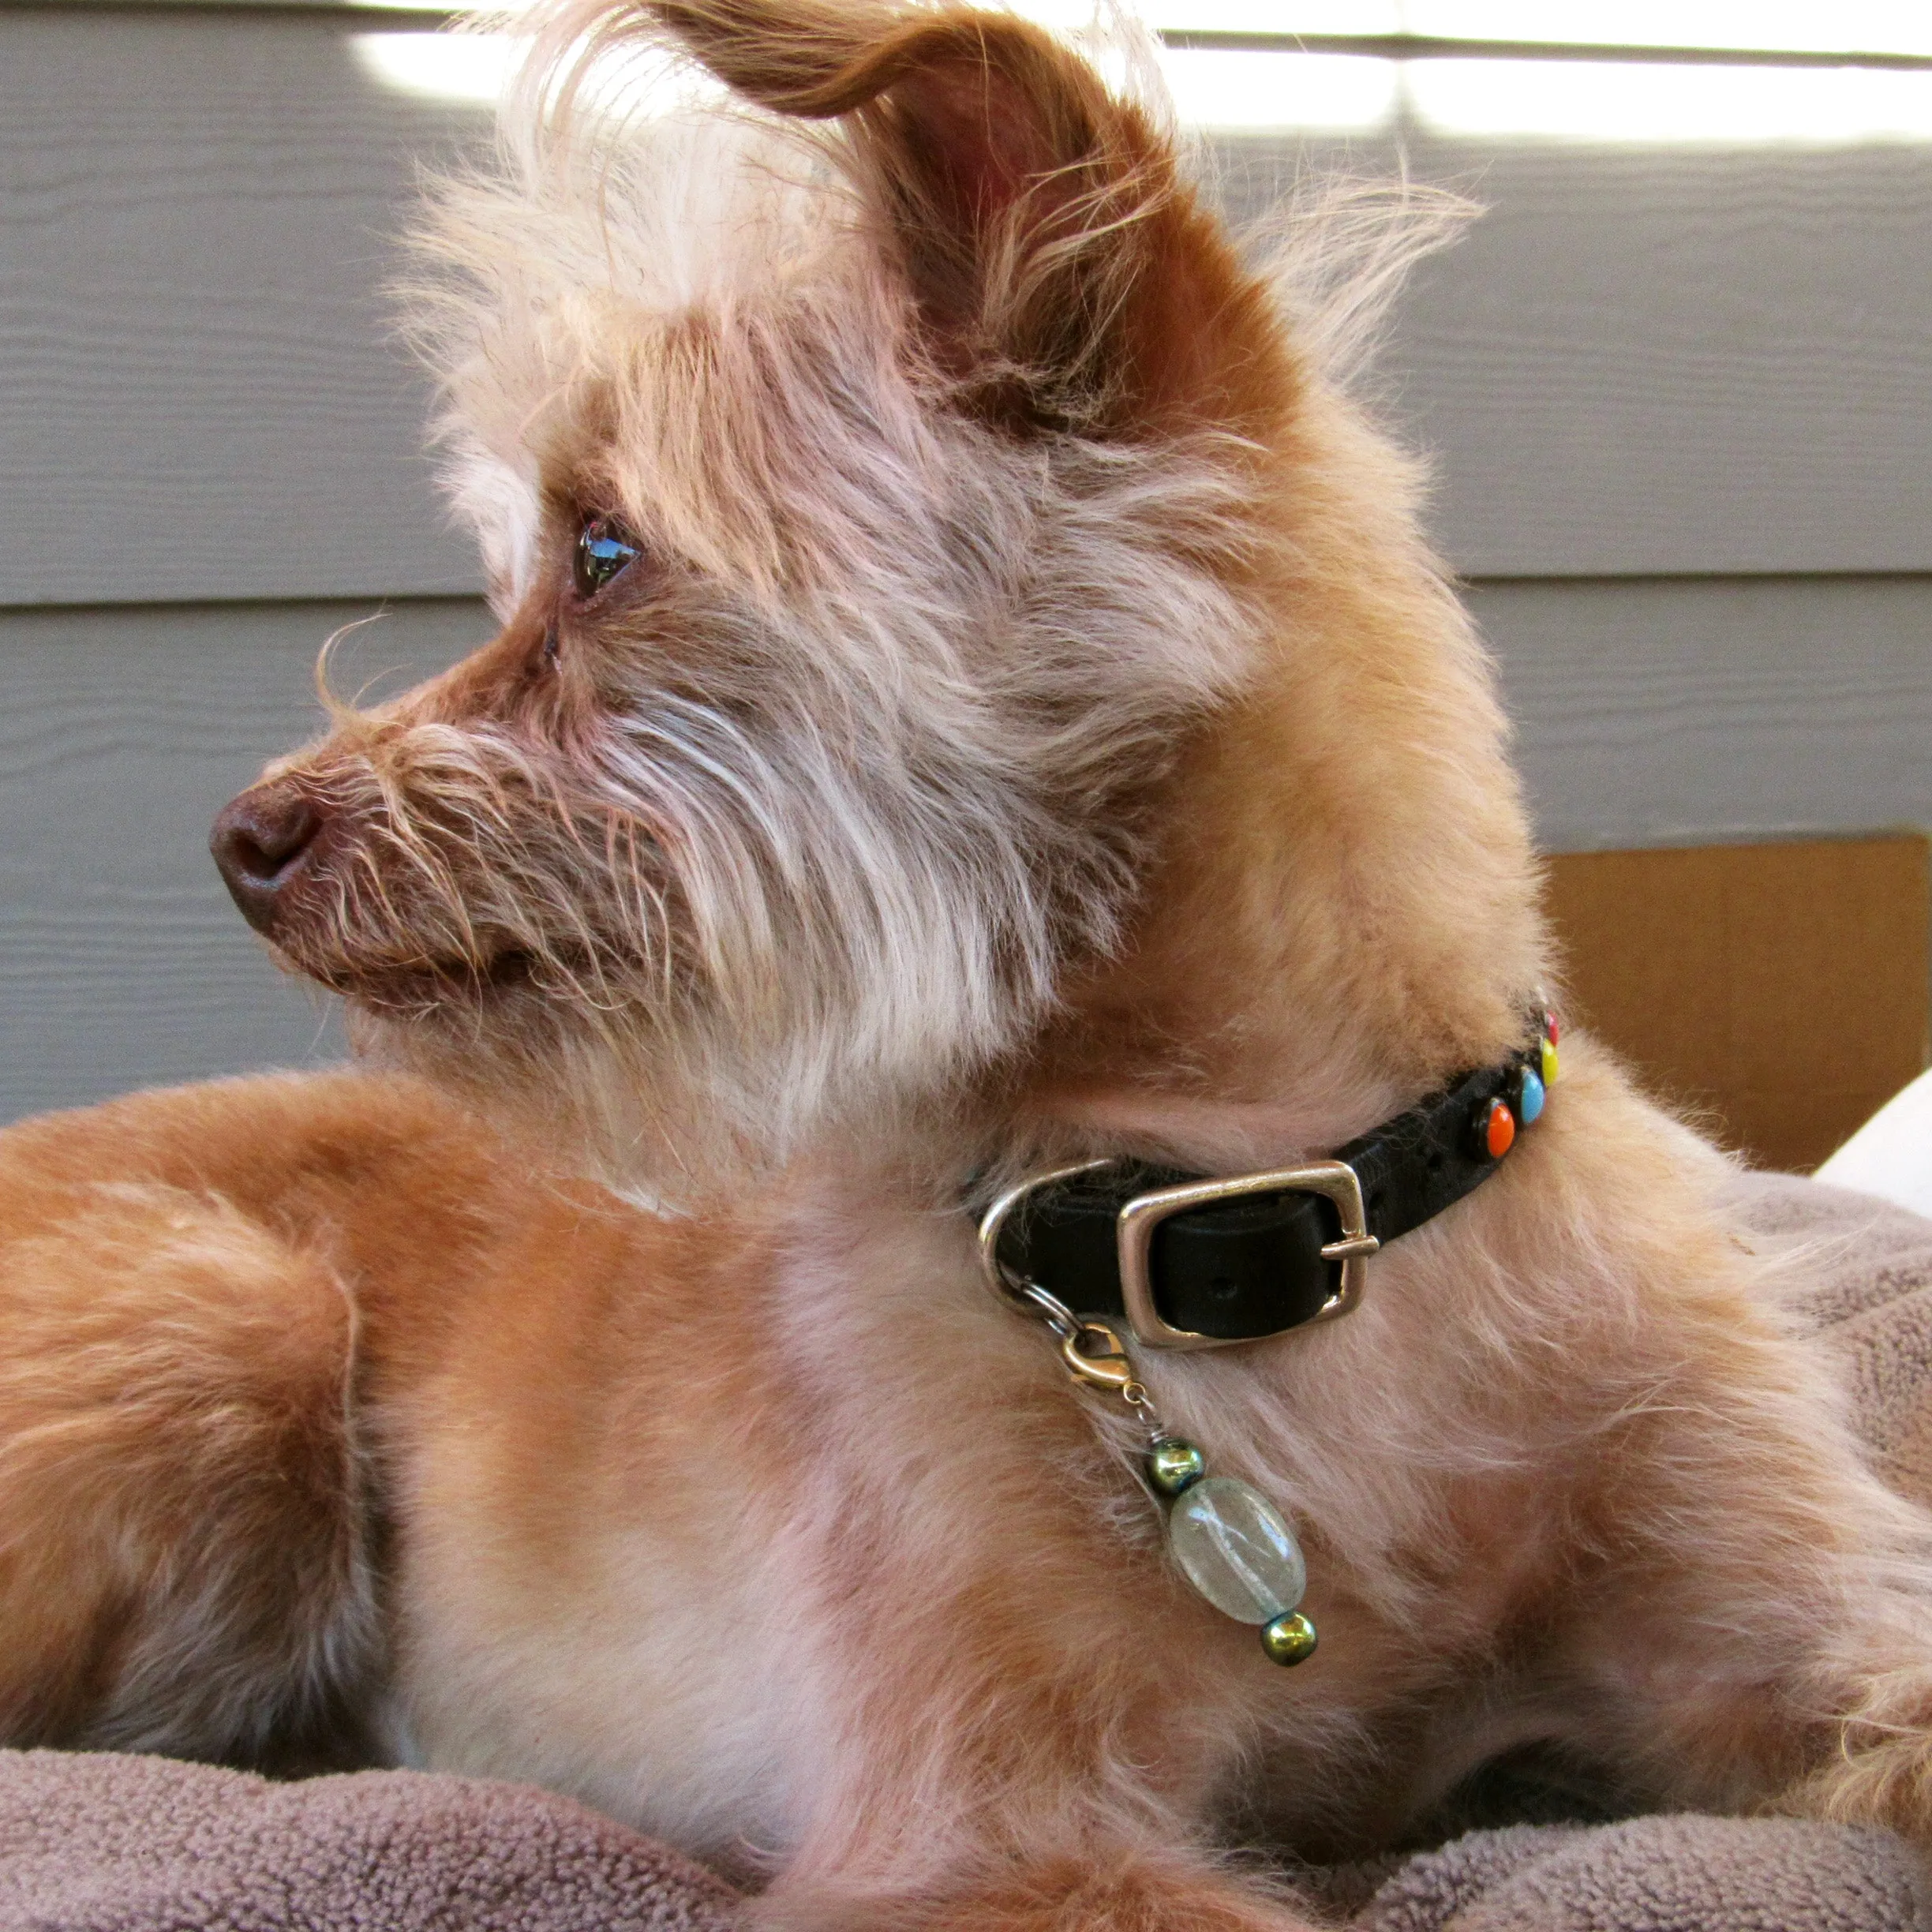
[1059,1319,1140,1395]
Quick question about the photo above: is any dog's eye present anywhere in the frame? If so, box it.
[573,515,642,600]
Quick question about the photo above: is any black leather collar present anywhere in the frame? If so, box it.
[987,1017,1553,1348]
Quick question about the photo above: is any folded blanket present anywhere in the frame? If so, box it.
[1735,1173,1932,1507]
[3,1751,1926,1932]
[0,1750,739,1932]
[3,1174,1929,1932]
[1350,1814,1931,1931]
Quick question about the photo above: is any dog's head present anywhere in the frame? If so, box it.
[212,1,1513,1187]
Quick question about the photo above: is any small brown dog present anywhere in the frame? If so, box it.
[5,3,1932,1926]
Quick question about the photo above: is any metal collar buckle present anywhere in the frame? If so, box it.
[1116,1159,1376,1349]
[976,1156,1378,1352]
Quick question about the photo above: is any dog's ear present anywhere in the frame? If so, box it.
[648,0,1282,437]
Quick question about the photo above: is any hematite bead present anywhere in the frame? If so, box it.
[1260,1611,1318,1666]
[1148,1439,1207,1496]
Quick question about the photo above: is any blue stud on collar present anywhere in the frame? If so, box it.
[1518,1065,1546,1125]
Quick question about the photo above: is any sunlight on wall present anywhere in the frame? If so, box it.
[352,27,1389,127]
[354,8,1932,144]
[348,0,1932,54]
[1016,0,1397,28]
[1410,59,1932,144]
[1163,50,1397,130]
[1390,2,1932,58]
[354,27,722,113]
[345,0,1932,60]
[354,30,514,103]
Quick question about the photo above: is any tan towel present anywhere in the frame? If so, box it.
[2,1174,1929,1932]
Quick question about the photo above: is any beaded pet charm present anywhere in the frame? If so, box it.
[1029,1289,1318,1665]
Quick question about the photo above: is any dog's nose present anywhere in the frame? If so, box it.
[210,783,326,936]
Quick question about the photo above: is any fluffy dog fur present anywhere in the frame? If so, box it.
[6,3,1932,1925]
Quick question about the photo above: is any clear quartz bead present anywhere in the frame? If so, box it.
[1166,1476,1307,1624]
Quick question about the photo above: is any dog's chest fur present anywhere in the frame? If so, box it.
[373,1132,1661,1867]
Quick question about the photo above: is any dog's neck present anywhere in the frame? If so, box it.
[1011,417,1548,1181]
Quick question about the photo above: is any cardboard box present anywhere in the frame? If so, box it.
[1543,835,1930,1174]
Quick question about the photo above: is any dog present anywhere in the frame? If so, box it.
[5,2,1932,1925]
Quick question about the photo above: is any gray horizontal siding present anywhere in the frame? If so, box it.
[0,9,481,605]
[0,598,477,1119]
[1357,137,1932,577]
[5,9,1932,601]
[1475,575,1932,851]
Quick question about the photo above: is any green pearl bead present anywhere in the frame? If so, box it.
[1147,1439,1207,1497]
[1260,1611,1318,1667]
